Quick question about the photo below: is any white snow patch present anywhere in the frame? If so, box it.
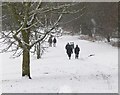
[59,85,72,93]
[1,35,118,93]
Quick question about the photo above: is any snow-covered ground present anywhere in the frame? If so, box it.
[1,35,118,93]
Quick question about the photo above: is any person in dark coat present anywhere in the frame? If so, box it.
[74,45,80,59]
[65,43,73,59]
[65,43,69,50]
[48,37,52,47]
[53,37,57,47]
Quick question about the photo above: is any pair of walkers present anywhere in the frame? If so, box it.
[48,36,57,47]
[65,43,80,59]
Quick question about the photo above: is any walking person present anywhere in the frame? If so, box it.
[48,36,52,47]
[53,37,57,47]
[65,43,73,60]
[74,45,80,59]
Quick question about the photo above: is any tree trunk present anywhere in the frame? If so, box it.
[22,29,31,79]
[107,35,110,42]
[37,42,41,59]
[88,30,93,38]
[22,49,31,79]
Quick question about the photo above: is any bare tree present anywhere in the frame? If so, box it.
[1,2,83,79]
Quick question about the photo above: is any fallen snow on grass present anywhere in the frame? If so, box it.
[1,35,118,93]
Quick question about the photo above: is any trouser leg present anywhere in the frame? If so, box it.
[76,54,79,59]
[75,54,79,59]
[68,54,71,59]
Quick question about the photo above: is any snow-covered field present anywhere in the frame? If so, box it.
[0,35,118,93]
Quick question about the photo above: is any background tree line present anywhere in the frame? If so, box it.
[61,2,118,43]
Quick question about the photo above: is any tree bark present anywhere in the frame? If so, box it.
[37,42,41,59]
[106,35,111,42]
[88,30,93,38]
[22,49,31,79]
[22,30,31,79]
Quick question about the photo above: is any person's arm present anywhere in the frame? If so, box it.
[65,45,67,49]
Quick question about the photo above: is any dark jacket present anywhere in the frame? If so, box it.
[74,46,80,54]
[65,44,73,54]
[65,43,69,50]
[53,38,57,43]
[48,38,52,43]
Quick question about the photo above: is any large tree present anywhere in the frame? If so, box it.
[1,2,83,79]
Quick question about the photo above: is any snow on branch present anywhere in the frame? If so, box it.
[23,22,38,30]
[52,6,86,14]
[35,17,44,27]
[30,1,42,8]
[27,2,42,26]
[0,40,16,53]
[12,34,29,50]
[13,23,25,36]
[0,31,13,39]
[30,10,64,48]
[29,3,78,15]
[12,49,23,58]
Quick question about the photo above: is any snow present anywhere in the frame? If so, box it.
[1,35,118,93]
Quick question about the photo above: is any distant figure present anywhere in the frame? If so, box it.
[48,36,52,47]
[65,43,73,59]
[53,37,57,47]
[74,45,80,59]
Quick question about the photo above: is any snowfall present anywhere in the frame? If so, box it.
[0,35,118,93]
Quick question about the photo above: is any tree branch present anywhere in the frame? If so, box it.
[30,10,63,48]
[29,3,78,15]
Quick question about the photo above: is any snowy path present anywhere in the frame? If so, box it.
[1,35,118,93]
